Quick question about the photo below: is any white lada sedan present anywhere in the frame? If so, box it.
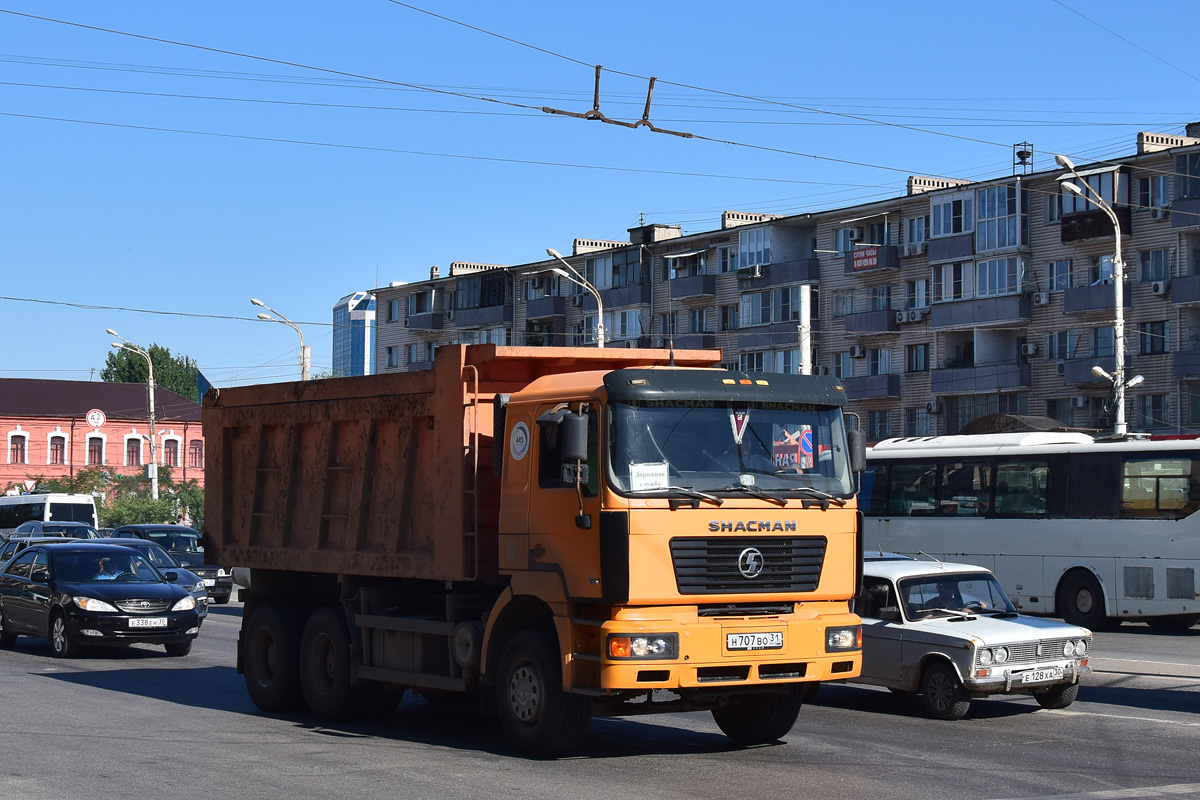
[851,556,1091,720]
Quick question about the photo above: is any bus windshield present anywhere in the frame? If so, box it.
[608,400,853,496]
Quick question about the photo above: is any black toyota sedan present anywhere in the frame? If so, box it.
[0,542,201,657]
[108,524,234,605]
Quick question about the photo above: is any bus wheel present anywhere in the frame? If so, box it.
[711,686,803,744]
[1058,571,1108,629]
[244,602,304,712]
[495,630,591,757]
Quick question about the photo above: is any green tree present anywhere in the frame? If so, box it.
[101,342,200,403]
[26,466,117,496]
[104,494,177,527]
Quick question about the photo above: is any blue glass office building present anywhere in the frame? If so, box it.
[332,291,376,377]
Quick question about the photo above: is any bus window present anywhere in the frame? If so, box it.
[993,460,1049,516]
[939,460,991,517]
[859,465,888,516]
[888,463,937,516]
[1122,457,1199,519]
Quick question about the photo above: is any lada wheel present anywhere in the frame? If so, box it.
[919,662,970,720]
[1034,682,1079,710]
[243,602,303,712]
[711,686,804,744]
[50,611,79,658]
[495,630,591,757]
[1058,571,1108,629]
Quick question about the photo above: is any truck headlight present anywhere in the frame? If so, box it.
[825,626,861,652]
[607,633,678,660]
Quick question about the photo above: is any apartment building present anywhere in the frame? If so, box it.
[374,126,1200,439]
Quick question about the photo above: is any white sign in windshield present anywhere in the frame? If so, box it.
[629,462,669,491]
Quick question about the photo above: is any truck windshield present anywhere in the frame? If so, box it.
[608,400,854,497]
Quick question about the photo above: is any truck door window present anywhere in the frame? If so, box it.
[537,406,598,495]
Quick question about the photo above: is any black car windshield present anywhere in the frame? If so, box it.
[133,544,180,570]
[144,531,203,553]
[54,551,162,583]
[608,400,854,496]
[899,573,1017,619]
[42,524,99,539]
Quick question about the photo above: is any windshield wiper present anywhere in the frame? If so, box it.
[627,486,723,506]
[792,486,847,507]
[717,483,787,507]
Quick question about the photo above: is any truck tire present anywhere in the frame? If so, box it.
[919,661,970,720]
[299,606,358,722]
[711,686,803,745]
[244,602,304,712]
[1034,682,1079,709]
[495,630,591,757]
[1057,570,1108,629]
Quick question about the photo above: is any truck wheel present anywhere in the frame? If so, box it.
[919,661,970,720]
[244,602,303,712]
[495,630,591,757]
[1057,571,1108,629]
[1034,682,1079,710]
[711,686,803,745]
[299,606,358,722]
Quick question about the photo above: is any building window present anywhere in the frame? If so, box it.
[906,215,929,244]
[660,311,678,337]
[1094,326,1115,358]
[1140,249,1170,282]
[975,257,1024,298]
[868,221,891,246]
[975,182,1028,252]
[1046,330,1075,361]
[740,351,768,372]
[163,439,179,467]
[387,346,399,368]
[774,286,806,321]
[906,279,929,309]
[48,435,65,465]
[738,227,771,268]
[932,262,970,302]
[833,228,857,254]
[1046,192,1061,223]
[1139,175,1170,209]
[833,351,853,379]
[904,407,930,436]
[585,254,613,291]
[386,299,400,323]
[408,291,431,316]
[906,344,929,373]
[867,411,891,440]
[688,308,707,333]
[1139,320,1170,355]
[404,344,420,365]
[188,439,204,469]
[869,348,891,376]
[126,438,142,467]
[664,252,705,281]
[931,191,974,237]
[1137,394,1170,429]
[832,289,854,317]
[88,436,104,466]
[1045,399,1065,423]
[612,249,643,287]
[1091,255,1114,285]
[718,246,738,273]
[867,285,889,311]
[615,309,643,340]
[9,434,27,464]
[720,304,738,331]
[1176,153,1200,201]
[1047,259,1072,291]
[1061,169,1127,214]
[740,291,771,327]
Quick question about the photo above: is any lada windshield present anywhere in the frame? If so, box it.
[608,400,854,496]
[899,572,1017,619]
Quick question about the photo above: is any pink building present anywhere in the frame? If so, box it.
[1,379,204,492]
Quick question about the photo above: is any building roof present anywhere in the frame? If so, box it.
[0,379,202,423]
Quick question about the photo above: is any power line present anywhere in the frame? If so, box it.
[1050,0,1200,86]
[0,294,335,327]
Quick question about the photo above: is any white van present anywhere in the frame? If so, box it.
[0,493,98,533]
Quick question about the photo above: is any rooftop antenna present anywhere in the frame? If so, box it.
[1013,142,1034,176]
[639,211,645,226]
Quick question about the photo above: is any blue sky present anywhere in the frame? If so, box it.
[3,1,1197,385]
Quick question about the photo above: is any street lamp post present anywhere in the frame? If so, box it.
[1055,154,1132,437]
[546,248,605,347]
[106,329,158,501]
[251,298,311,380]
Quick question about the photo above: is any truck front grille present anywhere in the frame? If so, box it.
[670,536,826,595]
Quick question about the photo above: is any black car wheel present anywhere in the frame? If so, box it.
[165,640,193,657]
[50,611,79,658]
[0,607,17,648]
[243,602,303,712]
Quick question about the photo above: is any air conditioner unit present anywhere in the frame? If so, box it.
[1056,362,1066,376]
[571,295,583,306]
[1150,207,1170,221]
[1071,396,1090,409]
[901,242,927,257]
[895,310,908,325]
[908,309,926,323]
[404,318,410,328]
[445,308,455,320]
[1151,280,1169,296]
[1033,291,1049,306]
[1020,342,1038,356]
[849,345,866,358]
[924,400,943,414]
[848,227,864,241]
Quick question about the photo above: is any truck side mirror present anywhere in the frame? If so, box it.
[562,411,588,463]
[846,428,867,473]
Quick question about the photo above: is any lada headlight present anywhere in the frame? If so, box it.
[1072,639,1088,657]
[992,646,1009,664]
[978,648,994,666]
[607,633,678,660]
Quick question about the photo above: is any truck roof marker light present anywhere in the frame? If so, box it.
[755,380,769,386]
[738,379,753,385]
[721,379,736,385]
[628,379,649,386]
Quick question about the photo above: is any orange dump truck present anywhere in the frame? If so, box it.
[203,344,864,756]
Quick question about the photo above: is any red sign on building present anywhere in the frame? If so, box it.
[851,247,879,271]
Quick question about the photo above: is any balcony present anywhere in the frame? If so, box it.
[930,361,1031,394]
[1061,355,1115,386]
[927,233,974,263]
[671,333,717,350]
[406,360,433,372]
[456,304,513,327]
[737,320,820,350]
[843,246,900,275]
[843,308,899,335]
[930,294,1030,329]
[842,373,900,401]
[1175,348,1200,379]
[738,258,820,288]
[405,312,443,331]
[669,274,717,300]
[1172,275,1200,305]
[584,283,652,311]
[1172,197,1200,229]
[1060,206,1132,244]
[526,296,565,319]
[1062,283,1132,315]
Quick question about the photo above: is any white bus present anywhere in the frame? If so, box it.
[0,493,99,533]
[859,432,1200,630]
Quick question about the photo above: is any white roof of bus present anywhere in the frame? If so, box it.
[868,432,1200,458]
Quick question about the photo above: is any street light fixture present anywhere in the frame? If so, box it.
[106,329,159,501]
[251,298,311,380]
[546,248,605,347]
[1055,153,1133,437]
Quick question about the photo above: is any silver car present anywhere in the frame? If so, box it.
[852,557,1091,719]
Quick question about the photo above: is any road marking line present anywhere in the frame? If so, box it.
[1050,709,1200,728]
[992,783,1200,799]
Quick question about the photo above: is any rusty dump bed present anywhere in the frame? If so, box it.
[203,344,719,584]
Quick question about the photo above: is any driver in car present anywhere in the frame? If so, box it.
[93,557,121,580]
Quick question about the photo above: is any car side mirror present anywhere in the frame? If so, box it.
[31,569,48,584]
[164,571,179,582]
[879,606,901,621]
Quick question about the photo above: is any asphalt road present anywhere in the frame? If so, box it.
[1,602,1198,800]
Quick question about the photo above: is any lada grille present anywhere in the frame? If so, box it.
[669,536,826,594]
[981,637,1091,666]
[114,600,171,614]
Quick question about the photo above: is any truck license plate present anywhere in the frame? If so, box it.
[128,617,168,629]
[726,632,783,651]
[1021,666,1064,683]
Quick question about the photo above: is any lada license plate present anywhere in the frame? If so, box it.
[726,632,783,651]
[203,579,216,587]
[1021,666,1064,683]
[128,617,168,629]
